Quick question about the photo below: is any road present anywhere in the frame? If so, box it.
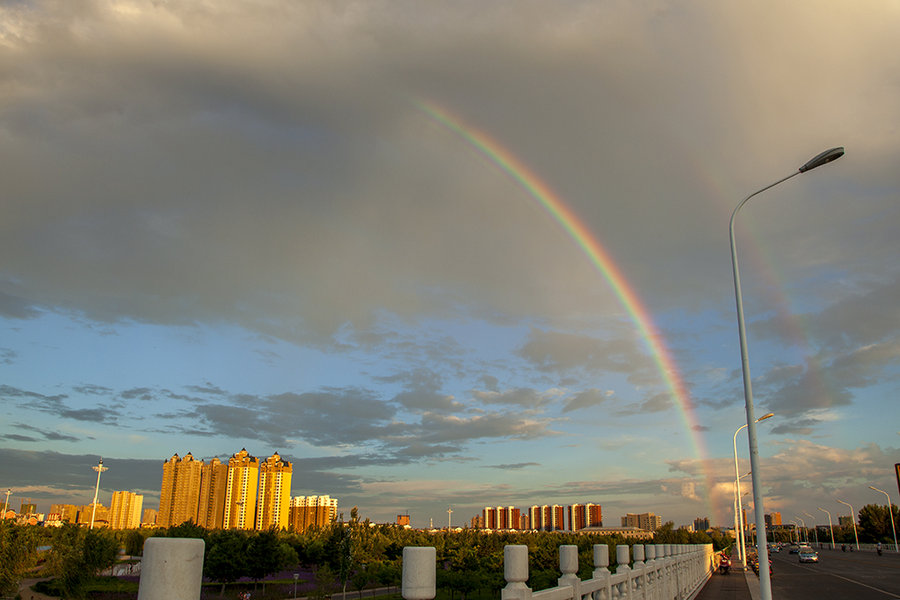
[765,547,900,599]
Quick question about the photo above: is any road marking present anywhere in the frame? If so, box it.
[825,572,900,598]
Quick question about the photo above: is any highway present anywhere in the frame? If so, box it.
[764,547,900,599]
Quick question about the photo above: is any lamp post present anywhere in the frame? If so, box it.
[3,488,10,515]
[733,413,774,566]
[796,516,807,544]
[869,485,898,552]
[90,458,108,530]
[803,512,819,546]
[836,499,859,550]
[818,507,835,549]
[729,146,844,600]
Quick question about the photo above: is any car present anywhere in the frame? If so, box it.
[789,545,800,554]
[798,550,819,563]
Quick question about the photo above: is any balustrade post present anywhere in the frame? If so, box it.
[137,538,205,600]
[402,547,436,600]
[558,545,581,599]
[644,545,655,600]
[616,545,631,599]
[593,544,611,600]
[502,545,532,600]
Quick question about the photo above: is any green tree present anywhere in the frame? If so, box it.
[246,530,298,590]
[0,521,40,597]
[204,530,250,596]
[858,503,899,543]
[48,524,118,599]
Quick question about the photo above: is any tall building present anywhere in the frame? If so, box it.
[158,453,203,528]
[20,502,36,515]
[693,517,710,532]
[109,491,144,529]
[621,512,662,531]
[256,452,292,530]
[143,508,158,526]
[570,504,587,531]
[551,505,565,531]
[223,448,259,529]
[289,495,337,532]
[529,506,542,531]
[483,507,497,529]
[50,504,78,523]
[587,503,603,527]
[765,512,782,527]
[198,457,228,529]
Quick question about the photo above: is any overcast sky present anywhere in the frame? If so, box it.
[2,0,898,530]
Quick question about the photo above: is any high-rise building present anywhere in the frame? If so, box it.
[765,512,782,527]
[529,506,542,531]
[109,491,144,529]
[143,508,158,526]
[158,453,203,528]
[256,452,292,530]
[20,502,36,515]
[570,504,586,531]
[289,495,337,532]
[223,448,259,529]
[198,457,228,529]
[50,504,78,523]
[551,505,565,531]
[483,507,497,529]
[587,503,603,527]
[621,512,662,531]
[693,517,710,532]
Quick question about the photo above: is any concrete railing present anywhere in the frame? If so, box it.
[403,543,715,600]
[136,538,714,600]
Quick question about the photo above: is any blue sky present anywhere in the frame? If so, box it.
[1,0,899,529]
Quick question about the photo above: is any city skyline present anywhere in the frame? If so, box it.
[2,1,899,529]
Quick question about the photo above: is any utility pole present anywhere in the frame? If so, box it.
[90,458,108,529]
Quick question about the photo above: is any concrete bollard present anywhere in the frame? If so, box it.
[402,547,436,600]
[137,538,205,600]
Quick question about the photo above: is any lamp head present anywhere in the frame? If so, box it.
[799,147,844,173]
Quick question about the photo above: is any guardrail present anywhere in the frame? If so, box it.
[403,543,716,600]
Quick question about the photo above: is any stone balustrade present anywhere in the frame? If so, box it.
[136,538,714,600]
[403,542,715,600]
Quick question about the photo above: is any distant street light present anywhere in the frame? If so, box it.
[3,488,10,515]
[869,485,898,552]
[734,413,774,566]
[836,498,860,550]
[90,458,108,530]
[796,516,807,544]
[818,507,836,549]
[730,147,844,600]
[803,512,819,545]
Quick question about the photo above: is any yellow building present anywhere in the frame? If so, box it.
[256,452,292,530]
[158,452,203,527]
[109,491,144,529]
[198,457,229,529]
[289,495,337,532]
[223,448,259,529]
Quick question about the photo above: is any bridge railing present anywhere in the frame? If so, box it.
[403,542,716,600]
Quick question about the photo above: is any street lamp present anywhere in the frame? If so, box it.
[729,146,844,600]
[818,507,835,549]
[734,413,774,566]
[836,498,859,550]
[3,488,10,515]
[796,516,807,544]
[90,458,108,530]
[869,485,898,552]
[803,512,819,546]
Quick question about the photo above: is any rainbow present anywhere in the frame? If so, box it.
[416,100,719,519]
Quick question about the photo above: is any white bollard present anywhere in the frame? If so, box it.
[402,547,436,600]
[137,538,205,600]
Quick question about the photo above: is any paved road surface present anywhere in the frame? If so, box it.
[766,547,900,599]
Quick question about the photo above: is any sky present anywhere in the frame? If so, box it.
[1,0,899,531]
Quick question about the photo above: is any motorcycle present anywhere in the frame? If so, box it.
[719,556,731,575]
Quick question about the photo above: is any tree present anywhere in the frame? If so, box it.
[204,530,250,596]
[0,521,40,597]
[246,530,298,590]
[48,524,118,599]
[858,503,900,543]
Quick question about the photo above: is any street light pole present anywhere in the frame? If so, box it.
[869,485,898,552]
[836,499,860,550]
[90,458,108,530]
[796,516,807,544]
[729,146,844,600]
[818,507,835,549]
[803,512,819,546]
[733,413,773,566]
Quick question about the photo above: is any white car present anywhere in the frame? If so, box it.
[798,550,819,563]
